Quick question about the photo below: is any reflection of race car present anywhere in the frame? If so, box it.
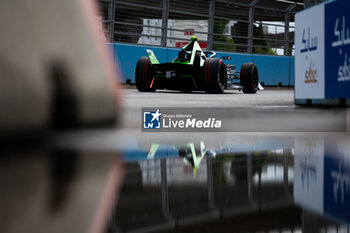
[147,141,216,173]
[136,35,262,94]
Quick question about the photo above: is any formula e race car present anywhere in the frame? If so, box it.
[135,36,262,94]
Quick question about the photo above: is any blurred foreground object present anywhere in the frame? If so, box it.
[0,0,119,133]
[0,152,125,233]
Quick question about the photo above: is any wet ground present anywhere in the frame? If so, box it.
[1,89,350,233]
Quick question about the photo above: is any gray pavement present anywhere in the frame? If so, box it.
[53,89,349,152]
[120,89,348,132]
[122,89,295,109]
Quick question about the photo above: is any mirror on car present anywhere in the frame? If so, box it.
[221,56,231,60]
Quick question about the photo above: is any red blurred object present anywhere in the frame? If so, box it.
[176,41,207,49]
[184,28,194,35]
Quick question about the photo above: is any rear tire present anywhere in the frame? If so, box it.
[180,89,192,93]
[135,57,156,92]
[240,63,258,94]
[203,58,227,93]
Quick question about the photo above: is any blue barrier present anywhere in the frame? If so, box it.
[111,43,295,86]
[216,51,253,72]
[112,43,167,83]
[253,54,291,86]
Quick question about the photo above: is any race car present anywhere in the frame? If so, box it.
[146,141,215,173]
[135,35,262,94]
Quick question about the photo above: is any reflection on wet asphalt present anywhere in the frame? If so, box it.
[1,90,350,233]
[114,151,294,232]
[2,134,349,233]
[105,135,350,233]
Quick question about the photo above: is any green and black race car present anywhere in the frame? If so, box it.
[135,36,262,94]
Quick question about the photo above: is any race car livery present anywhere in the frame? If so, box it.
[136,36,261,94]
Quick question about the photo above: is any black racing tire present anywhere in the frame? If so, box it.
[203,58,227,93]
[240,63,258,94]
[180,89,192,93]
[135,57,156,92]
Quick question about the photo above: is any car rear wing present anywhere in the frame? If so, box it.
[146,49,160,65]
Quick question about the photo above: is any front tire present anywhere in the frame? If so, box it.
[240,63,258,94]
[203,58,227,93]
[135,57,155,92]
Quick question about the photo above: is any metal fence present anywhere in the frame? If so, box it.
[99,0,305,56]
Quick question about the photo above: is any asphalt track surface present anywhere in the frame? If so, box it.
[53,89,349,152]
[121,89,349,132]
[122,89,293,130]
[123,89,294,109]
